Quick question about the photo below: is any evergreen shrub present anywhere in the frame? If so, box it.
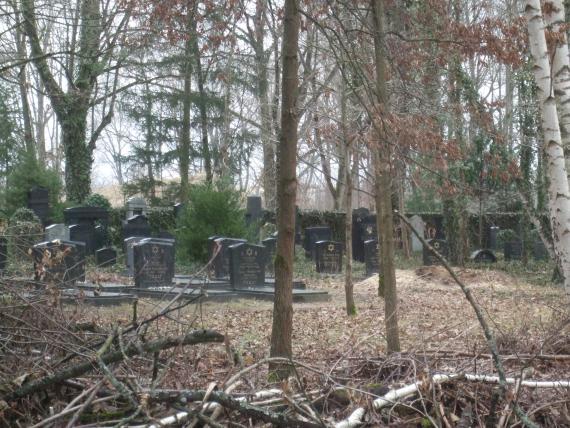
[177,183,248,262]
[3,154,62,220]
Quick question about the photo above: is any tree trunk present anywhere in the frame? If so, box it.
[342,78,356,316]
[269,0,299,378]
[179,12,193,201]
[145,89,156,200]
[526,0,570,291]
[544,0,570,181]
[254,0,277,210]
[14,17,35,159]
[371,0,400,353]
[190,18,213,185]
[21,0,103,202]
[61,112,92,202]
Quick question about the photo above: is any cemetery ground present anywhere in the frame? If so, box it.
[3,252,570,427]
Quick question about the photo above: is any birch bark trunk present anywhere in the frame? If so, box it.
[544,0,570,181]
[526,0,570,291]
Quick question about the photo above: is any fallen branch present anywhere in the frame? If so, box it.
[396,211,538,428]
[4,329,224,401]
[144,389,324,428]
[335,372,570,428]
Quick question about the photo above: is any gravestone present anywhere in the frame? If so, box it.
[352,208,371,262]
[125,236,147,274]
[532,241,549,261]
[488,226,499,250]
[173,203,185,220]
[96,247,117,267]
[304,226,332,259]
[315,240,343,274]
[0,236,7,271]
[364,239,380,276]
[126,196,148,219]
[245,196,263,224]
[422,239,449,266]
[156,231,176,241]
[94,224,108,251]
[27,186,49,224]
[32,240,86,285]
[504,241,522,261]
[470,249,497,263]
[133,239,175,288]
[213,238,247,278]
[69,223,96,254]
[409,215,425,252]
[64,206,109,227]
[123,215,152,241]
[434,217,445,239]
[229,243,265,288]
[354,216,377,262]
[45,224,70,242]
[262,237,277,277]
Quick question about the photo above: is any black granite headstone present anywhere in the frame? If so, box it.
[353,211,377,262]
[64,206,109,226]
[422,239,449,266]
[156,231,176,241]
[213,238,247,278]
[364,239,380,275]
[27,186,49,224]
[434,217,445,239]
[315,240,343,274]
[69,223,96,254]
[262,237,277,277]
[133,239,175,288]
[304,226,332,259]
[488,226,499,250]
[504,241,522,261]
[352,208,370,262]
[123,215,152,241]
[246,196,263,224]
[174,203,185,219]
[32,240,86,285]
[96,247,117,267]
[0,236,7,271]
[532,241,549,261]
[229,243,265,288]
[470,249,497,263]
[94,224,108,251]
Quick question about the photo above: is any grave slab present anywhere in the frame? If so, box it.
[315,240,343,274]
[32,240,86,286]
[229,243,266,288]
[422,239,449,266]
[133,239,175,288]
[470,249,497,263]
[304,226,332,259]
[364,239,380,276]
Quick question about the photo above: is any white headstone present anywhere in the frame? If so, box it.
[126,196,148,219]
[45,224,70,241]
[409,215,425,252]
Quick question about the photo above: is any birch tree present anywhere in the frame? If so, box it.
[543,0,570,181]
[525,0,570,291]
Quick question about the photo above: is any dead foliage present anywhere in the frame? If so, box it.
[0,266,569,426]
